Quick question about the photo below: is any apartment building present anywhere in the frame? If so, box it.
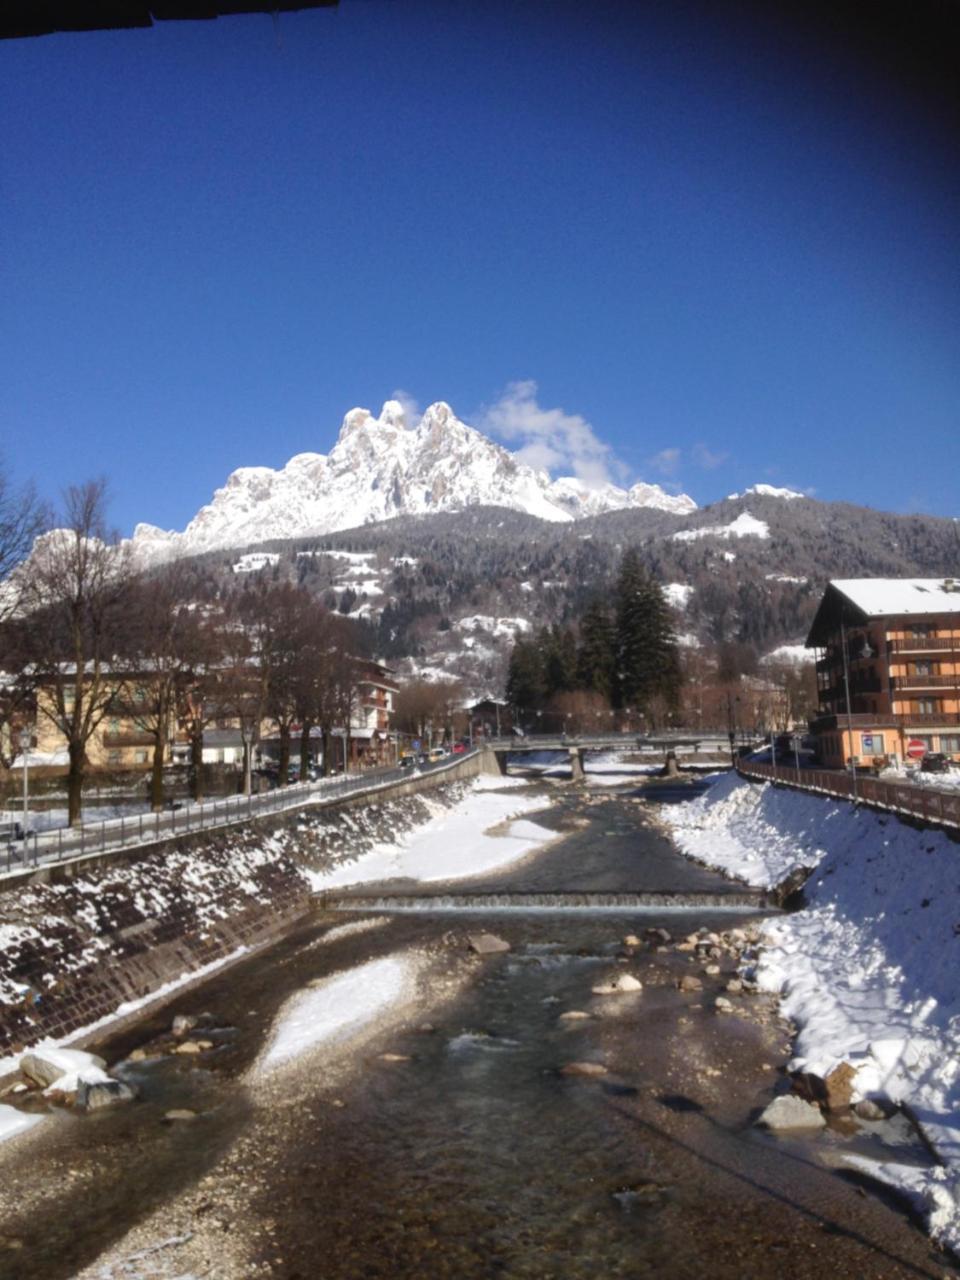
[806,578,960,769]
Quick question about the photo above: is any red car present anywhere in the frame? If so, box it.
[451,741,467,754]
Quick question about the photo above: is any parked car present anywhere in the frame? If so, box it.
[451,741,467,754]
[920,753,954,774]
[399,755,416,770]
[428,746,445,762]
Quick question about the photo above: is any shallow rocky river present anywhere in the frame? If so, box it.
[0,777,954,1278]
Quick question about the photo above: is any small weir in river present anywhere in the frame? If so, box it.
[323,888,775,913]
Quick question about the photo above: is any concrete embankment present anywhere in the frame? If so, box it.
[0,770,481,1061]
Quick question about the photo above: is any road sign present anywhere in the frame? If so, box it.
[412,739,421,752]
[907,738,927,759]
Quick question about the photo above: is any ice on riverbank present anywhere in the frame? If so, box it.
[258,953,420,1073]
[0,1102,42,1144]
[662,770,960,1253]
[305,785,554,890]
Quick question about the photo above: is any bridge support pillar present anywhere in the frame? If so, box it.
[480,747,509,776]
[569,748,586,783]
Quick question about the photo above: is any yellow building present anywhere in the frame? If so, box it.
[806,578,960,769]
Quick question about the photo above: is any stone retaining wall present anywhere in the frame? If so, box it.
[0,779,474,1059]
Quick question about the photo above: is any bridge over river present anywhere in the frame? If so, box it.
[482,731,741,779]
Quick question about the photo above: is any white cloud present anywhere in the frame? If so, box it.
[692,442,728,470]
[649,447,681,476]
[390,389,422,429]
[477,380,616,488]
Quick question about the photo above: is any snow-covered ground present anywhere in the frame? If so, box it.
[662,770,960,1252]
[257,952,422,1074]
[305,782,553,889]
[584,752,660,787]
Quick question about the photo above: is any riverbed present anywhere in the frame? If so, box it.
[0,773,951,1278]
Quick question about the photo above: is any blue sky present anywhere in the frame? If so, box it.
[2,0,958,536]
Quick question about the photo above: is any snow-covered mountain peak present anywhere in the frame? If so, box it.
[129,396,701,559]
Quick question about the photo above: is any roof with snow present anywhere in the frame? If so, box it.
[806,578,960,646]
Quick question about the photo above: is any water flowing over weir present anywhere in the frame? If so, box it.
[321,889,775,913]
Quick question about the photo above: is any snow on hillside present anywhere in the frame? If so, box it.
[672,511,770,542]
[761,643,812,666]
[662,771,960,1253]
[727,484,805,501]
[131,398,696,560]
[663,582,694,609]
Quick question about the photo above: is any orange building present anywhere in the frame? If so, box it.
[806,579,960,769]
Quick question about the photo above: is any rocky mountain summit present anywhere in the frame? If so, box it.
[132,399,696,559]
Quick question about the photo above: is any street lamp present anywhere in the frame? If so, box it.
[19,728,31,841]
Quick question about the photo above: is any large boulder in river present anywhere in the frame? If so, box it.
[76,1079,139,1111]
[592,973,642,996]
[20,1048,106,1090]
[468,933,511,955]
[757,1095,826,1131]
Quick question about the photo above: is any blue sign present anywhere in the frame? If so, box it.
[412,739,421,751]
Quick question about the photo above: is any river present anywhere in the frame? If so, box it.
[0,771,950,1278]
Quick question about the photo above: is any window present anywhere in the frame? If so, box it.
[914,661,933,675]
[940,736,960,754]
[107,750,121,765]
[911,624,933,639]
[134,749,148,764]
[916,699,939,715]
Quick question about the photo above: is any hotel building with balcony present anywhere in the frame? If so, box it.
[806,579,960,769]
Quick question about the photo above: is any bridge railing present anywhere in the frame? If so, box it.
[737,759,960,831]
[1,749,482,879]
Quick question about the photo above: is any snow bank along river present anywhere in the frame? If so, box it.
[663,769,960,1254]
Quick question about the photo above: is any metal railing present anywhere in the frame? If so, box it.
[737,759,960,831]
[2,750,480,878]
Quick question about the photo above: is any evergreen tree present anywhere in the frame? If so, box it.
[542,624,577,697]
[576,600,615,701]
[614,548,682,714]
[505,635,545,713]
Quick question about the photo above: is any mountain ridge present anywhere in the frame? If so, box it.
[131,398,697,559]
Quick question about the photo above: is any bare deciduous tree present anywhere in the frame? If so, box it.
[16,480,134,824]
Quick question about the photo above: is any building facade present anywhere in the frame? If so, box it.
[806,579,960,769]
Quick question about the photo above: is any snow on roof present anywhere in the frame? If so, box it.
[833,578,960,617]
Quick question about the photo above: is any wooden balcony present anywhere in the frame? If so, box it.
[888,637,960,654]
[890,675,960,692]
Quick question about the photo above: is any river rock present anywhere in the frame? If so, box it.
[592,973,642,996]
[622,934,641,947]
[757,1095,826,1131]
[378,1053,411,1063]
[468,933,511,955]
[854,1098,893,1121]
[726,979,743,995]
[559,1010,591,1021]
[704,964,721,976]
[714,996,734,1013]
[172,1014,199,1038]
[644,928,672,945]
[163,1109,197,1122]
[20,1048,106,1089]
[76,1079,139,1111]
[560,1061,608,1077]
[678,975,702,993]
[174,1039,213,1055]
[823,1062,858,1112]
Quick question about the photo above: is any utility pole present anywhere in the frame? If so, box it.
[841,614,858,803]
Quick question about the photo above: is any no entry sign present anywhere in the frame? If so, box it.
[907,738,927,759]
